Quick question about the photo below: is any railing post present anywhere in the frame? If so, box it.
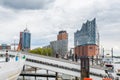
[35,67,37,80]
[81,56,89,80]
[23,65,25,80]
[75,77,79,80]
[55,72,58,80]
[55,54,58,80]
[47,70,48,80]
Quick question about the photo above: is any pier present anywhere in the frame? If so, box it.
[1,51,120,80]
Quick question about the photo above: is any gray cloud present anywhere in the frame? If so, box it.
[0,0,119,54]
[0,0,55,10]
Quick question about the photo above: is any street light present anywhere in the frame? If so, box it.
[13,36,18,51]
[14,39,15,51]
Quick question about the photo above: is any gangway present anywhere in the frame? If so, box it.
[0,51,107,78]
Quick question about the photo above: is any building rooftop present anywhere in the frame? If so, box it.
[74,18,99,46]
[24,28,30,33]
[59,30,67,34]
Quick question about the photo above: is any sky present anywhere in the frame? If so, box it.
[0,0,120,55]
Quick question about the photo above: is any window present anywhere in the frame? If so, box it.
[89,47,93,49]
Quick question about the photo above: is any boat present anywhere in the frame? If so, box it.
[0,50,25,80]
[113,59,120,76]
[101,57,120,79]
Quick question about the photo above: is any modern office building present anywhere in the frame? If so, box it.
[50,41,58,56]
[17,28,31,51]
[50,39,68,57]
[74,18,99,57]
[50,30,68,58]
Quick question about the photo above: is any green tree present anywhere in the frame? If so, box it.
[29,47,53,57]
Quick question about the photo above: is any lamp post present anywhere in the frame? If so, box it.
[14,39,15,51]
[111,48,113,58]
[13,36,18,51]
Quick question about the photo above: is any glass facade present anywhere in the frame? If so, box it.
[50,39,68,57]
[74,18,99,46]
[21,28,31,50]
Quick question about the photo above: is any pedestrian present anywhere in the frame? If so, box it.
[5,50,9,62]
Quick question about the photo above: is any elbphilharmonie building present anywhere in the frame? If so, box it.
[74,18,99,56]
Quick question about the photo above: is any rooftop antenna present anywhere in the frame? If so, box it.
[24,24,29,32]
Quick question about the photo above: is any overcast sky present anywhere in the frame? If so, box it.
[0,0,120,55]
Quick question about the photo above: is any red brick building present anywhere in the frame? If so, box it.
[74,44,99,57]
[57,31,68,40]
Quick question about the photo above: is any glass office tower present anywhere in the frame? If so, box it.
[22,28,31,50]
[18,28,31,51]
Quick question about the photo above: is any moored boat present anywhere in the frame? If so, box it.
[0,51,25,80]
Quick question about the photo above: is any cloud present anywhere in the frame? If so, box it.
[0,0,55,10]
[0,0,119,54]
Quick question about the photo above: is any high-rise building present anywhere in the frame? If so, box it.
[74,18,99,56]
[57,31,68,40]
[50,30,68,58]
[17,28,31,51]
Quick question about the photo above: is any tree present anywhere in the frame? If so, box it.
[29,47,53,57]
